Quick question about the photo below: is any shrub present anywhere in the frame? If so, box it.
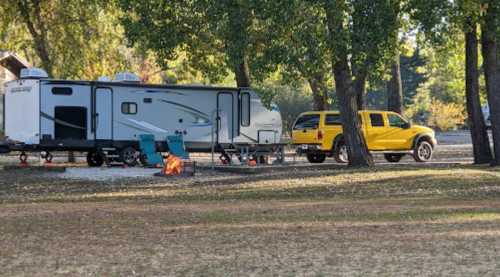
[427,99,466,131]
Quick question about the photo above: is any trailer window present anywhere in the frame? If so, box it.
[121,102,137,114]
[241,93,250,126]
[52,87,72,95]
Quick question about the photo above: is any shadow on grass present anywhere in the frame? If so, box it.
[0,164,496,204]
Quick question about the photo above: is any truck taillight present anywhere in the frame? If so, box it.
[317,130,323,140]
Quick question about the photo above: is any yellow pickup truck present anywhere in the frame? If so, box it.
[292,110,437,163]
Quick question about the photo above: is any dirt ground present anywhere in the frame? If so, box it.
[1,138,500,276]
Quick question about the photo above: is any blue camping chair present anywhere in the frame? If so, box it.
[139,134,163,166]
[166,135,190,159]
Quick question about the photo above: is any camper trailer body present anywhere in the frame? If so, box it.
[2,77,282,158]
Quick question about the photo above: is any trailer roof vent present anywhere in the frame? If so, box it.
[97,76,111,82]
[20,67,48,79]
[114,72,141,83]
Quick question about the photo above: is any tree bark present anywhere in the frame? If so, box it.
[481,2,500,166]
[387,50,403,114]
[308,74,330,110]
[17,0,54,76]
[353,69,367,110]
[234,58,251,87]
[324,0,373,167]
[465,24,492,164]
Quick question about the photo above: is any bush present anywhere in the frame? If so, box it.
[427,99,466,131]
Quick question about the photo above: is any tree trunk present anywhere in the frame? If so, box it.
[387,50,403,114]
[481,2,500,166]
[234,58,251,87]
[308,74,330,111]
[353,69,367,110]
[17,0,54,76]
[324,0,373,167]
[465,24,492,164]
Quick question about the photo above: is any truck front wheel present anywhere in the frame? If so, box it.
[307,153,326,163]
[413,141,433,162]
[333,141,349,164]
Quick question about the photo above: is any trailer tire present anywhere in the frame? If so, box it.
[120,147,138,167]
[139,154,149,166]
[45,152,53,163]
[87,151,104,167]
[19,152,28,163]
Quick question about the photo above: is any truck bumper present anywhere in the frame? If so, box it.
[295,144,323,155]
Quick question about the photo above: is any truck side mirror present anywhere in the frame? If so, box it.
[402,122,411,129]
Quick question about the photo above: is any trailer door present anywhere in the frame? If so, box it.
[95,88,112,140]
[217,92,234,143]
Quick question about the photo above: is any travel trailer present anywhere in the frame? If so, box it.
[0,68,283,166]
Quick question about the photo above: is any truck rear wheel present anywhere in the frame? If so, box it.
[384,154,405,163]
[87,151,104,167]
[306,153,326,163]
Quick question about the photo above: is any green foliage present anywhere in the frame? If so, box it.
[1,1,133,79]
[254,83,313,136]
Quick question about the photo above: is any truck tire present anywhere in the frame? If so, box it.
[87,151,104,167]
[307,153,326,163]
[384,154,405,163]
[120,147,139,166]
[413,141,433,162]
[333,141,349,164]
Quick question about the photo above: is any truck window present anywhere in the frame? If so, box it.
[388,113,407,128]
[369,113,384,127]
[293,114,320,130]
[325,114,341,125]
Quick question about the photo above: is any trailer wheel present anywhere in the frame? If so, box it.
[87,151,104,167]
[19,152,28,163]
[44,152,53,163]
[120,147,138,167]
[139,154,149,166]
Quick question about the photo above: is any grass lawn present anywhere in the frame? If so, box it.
[1,164,500,276]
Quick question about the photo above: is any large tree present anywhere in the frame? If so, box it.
[351,0,400,110]
[465,18,493,164]
[119,0,264,87]
[481,0,500,166]
[1,0,132,80]
[409,0,493,164]
[255,1,332,110]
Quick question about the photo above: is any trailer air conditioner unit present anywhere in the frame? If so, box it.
[114,72,141,83]
[20,68,48,79]
[97,76,111,82]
